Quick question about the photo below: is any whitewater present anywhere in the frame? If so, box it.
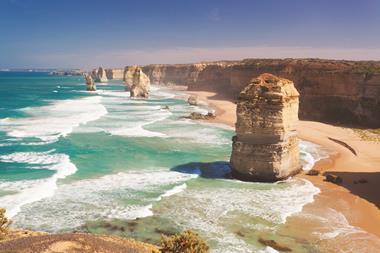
[0,72,337,252]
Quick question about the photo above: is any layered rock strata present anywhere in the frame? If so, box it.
[105,68,124,80]
[92,67,108,83]
[230,73,301,182]
[131,59,380,127]
[83,73,96,91]
[125,66,151,98]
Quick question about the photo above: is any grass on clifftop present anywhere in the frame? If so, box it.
[353,128,380,142]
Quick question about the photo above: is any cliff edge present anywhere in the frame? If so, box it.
[138,59,380,127]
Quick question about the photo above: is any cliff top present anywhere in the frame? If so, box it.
[241,73,299,100]
[140,58,380,73]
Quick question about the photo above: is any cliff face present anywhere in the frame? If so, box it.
[125,66,151,98]
[230,74,301,182]
[141,59,380,127]
[105,68,124,80]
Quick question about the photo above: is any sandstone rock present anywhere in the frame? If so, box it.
[141,59,380,127]
[186,112,215,120]
[93,67,108,83]
[105,68,124,80]
[306,169,320,176]
[230,73,301,182]
[83,73,96,91]
[325,174,343,184]
[187,95,199,105]
[258,238,292,252]
[125,66,150,98]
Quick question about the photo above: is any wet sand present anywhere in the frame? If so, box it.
[187,90,380,240]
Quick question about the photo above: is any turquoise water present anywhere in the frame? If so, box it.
[0,72,332,252]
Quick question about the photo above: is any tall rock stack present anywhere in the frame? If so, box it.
[125,66,151,98]
[93,67,108,83]
[230,73,301,182]
[83,73,96,91]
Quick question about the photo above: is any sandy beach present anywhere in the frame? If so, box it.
[188,90,380,239]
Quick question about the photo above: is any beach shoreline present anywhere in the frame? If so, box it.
[186,90,380,239]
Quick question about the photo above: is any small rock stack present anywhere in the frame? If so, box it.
[230,73,301,182]
[93,67,108,83]
[125,66,151,98]
[83,73,96,91]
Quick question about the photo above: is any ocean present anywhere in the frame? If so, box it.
[0,72,332,252]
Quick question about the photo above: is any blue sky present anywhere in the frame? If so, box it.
[0,0,379,68]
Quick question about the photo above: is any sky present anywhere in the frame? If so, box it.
[0,0,379,68]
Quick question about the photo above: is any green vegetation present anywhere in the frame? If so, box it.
[159,230,209,253]
[351,62,380,73]
[353,128,380,142]
[0,208,11,240]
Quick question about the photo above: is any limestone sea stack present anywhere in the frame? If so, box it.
[125,66,151,98]
[230,73,301,182]
[83,73,96,91]
[93,67,108,83]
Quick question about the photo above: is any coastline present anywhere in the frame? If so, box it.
[187,90,380,239]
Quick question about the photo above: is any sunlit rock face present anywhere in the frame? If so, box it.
[230,73,301,182]
[83,73,96,91]
[142,59,380,127]
[124,66,151,98]
[105,68,124,80]
[92,67,108,83]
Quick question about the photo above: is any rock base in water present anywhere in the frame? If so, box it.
[125,66,150,98]
[83,73,96,91]
[92,67,108,83]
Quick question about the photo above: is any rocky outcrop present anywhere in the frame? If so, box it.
[92,67,108,83]
[230,73,301,182]
[325,174,343,184]
[187,95,199,105]
[185,112,216,120]
[83,73,96,91]
[138,59,380,127]
[105,68,124,80]
[125,66,150,98]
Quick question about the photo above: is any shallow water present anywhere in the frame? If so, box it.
[0,72,346,252]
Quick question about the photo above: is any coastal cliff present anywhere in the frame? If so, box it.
[105,68,124,80]
[136,59,380,127]
[230,74,301,182]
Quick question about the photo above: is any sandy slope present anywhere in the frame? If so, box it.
[188,90,380,238]
[0,233,159,253]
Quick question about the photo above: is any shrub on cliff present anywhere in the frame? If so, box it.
[0,208,11,240]
[159,230,209,253]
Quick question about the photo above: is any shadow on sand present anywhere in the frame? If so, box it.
[323,171,380,209]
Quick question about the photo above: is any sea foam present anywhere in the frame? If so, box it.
[0,151,77,218]
[0,96,107,143]
[10,170,197,231]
